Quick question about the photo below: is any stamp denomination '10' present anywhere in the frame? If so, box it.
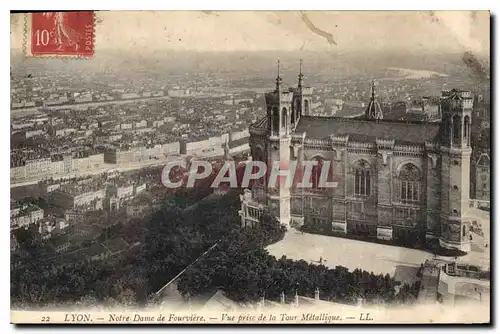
[30,11,94,57]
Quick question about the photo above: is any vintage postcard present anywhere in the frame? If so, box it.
[10,11,490,324]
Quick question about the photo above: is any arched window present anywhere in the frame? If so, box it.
[464,115,471,145]
[463,116,469,138]
[443,116,451,143]
[452,115,461,145]
[462,225,466,237]
[400,163,421,202]
[353,160,370,196]
[253,147,264,162]
[304,100,309,114]
[252,147,265,186]
[311,156,324,189]
[272,108,279,135]
[294,100,301,122]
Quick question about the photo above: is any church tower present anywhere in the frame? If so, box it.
[292,59,313,119]
[264,60,293,227]
[439,89,473,252]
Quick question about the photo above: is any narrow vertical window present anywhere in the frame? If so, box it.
[355,169,360,195]
[366,170,371,196]
[361,170,366,194]
[412,183,419,201]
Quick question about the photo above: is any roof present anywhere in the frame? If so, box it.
[229,137,249,148]
[442,89,473,100]
[102,237,129,254]
[477,153,490,166]
[297,296,364,309]
[333,106,365,118]
[74,224,102,238]
[200,290,241,312]
[250,116,267,130]
[83,243,107,257]
[50,235,70,248]
[454,281,490,299]
[294,116,441,144]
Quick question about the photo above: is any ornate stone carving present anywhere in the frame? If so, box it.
[291,144,302,159]
[449,223,460,233]
[400,164,421,181]
[427,153,438,169]
[449,223,461,241]
[332,147,345,161]
[403,217,417,228]
[291,198,303,215]
[378,150,392,166]
[443,223,461,242]
[311,198,329,216]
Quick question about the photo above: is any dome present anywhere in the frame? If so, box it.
[365,81,383,120]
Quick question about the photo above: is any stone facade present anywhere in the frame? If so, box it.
[474,153,490,201]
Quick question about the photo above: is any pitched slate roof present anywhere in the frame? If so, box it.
[229,137,250,149]
[477,153,490,166]
[201,290,241,312]
[294,116,441,144]
[250,116,268,130]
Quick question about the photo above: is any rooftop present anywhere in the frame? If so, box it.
[11,202,43,217]
[59,182,105,196]
[294,116,441,144]
[101,237,130,254]
[83,243,107,257]
[477,153,490,166]
[200,290,241,312]
[229,137,249,149]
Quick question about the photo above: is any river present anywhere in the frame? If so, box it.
[386,67,449,80]
[10,95,174,119]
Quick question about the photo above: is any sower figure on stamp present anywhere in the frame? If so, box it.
[43,12,80,51]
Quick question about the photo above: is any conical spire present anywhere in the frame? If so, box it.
[298,59,304,89]
[275,60,283,92]
[365,80,383,120]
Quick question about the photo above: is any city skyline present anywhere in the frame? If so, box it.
[9,11,491,324]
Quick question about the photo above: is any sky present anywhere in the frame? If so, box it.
[10,11,490,55]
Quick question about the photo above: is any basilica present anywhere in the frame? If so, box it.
[239,63,474,252]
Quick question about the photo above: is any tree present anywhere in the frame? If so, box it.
[178,213,398,305]
[394,281,421,305]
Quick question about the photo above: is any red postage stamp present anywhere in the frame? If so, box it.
[28,11,94,57]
